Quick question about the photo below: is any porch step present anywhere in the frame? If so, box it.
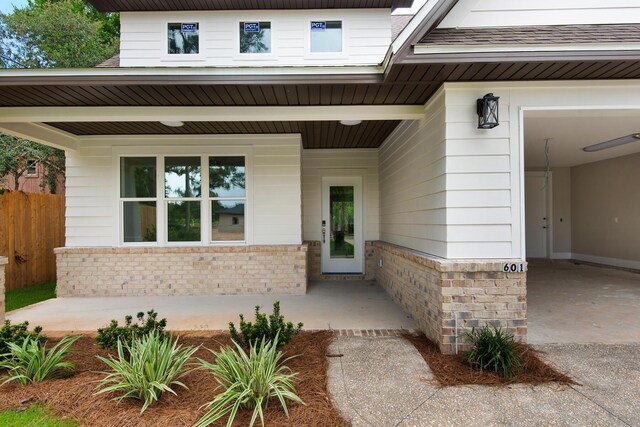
[317,274,367,281]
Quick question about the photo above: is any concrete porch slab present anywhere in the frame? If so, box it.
[6,280,417,332]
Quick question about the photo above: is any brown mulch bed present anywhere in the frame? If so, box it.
[402,332,576,387]
[0,331,349,427]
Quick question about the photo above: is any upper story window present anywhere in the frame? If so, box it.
[168,23,200,54]
[25,159,38,177]
[310,21,342,53]
[240,21,271,53]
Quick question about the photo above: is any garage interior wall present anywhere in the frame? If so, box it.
[571,152,640,268]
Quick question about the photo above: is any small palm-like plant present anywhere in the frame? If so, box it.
[0,335,80,385]
[195,334,304,427]
[95,331,198,414]
[464,325,523,379]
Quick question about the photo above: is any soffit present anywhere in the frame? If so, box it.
[88,0,414,12]
[46,120,401,149]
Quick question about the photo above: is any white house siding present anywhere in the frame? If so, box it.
[378,90,447,257]
[65,135,302,247]
[439,0,640,28]
[440,80,640,260]
[120,9,391,67]
[301,149,379,242]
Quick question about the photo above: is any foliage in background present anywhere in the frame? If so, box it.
[229,301,303,348]
[464,325,524,379]
[196,334,304,427]
[5,281,57,312]
[0,320,44,361]
[96,310,168,350]
[0,335,79,385]
[0,135,65,193]
[0,404,78,427]
[96,331,198,415]
[0,0,118,69]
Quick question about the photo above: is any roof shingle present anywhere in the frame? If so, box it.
[419,24,640,46]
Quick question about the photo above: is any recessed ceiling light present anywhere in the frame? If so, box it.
[160,120,184,127]
[340,119,362,126]
[582,133,640,152]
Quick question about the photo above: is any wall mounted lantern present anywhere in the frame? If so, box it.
[476,93,500,129]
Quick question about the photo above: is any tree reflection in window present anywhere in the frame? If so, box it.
[168,23,199,54]
[240,22,271,53]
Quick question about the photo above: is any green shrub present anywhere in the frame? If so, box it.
[96,309,167,350]
[0,335,80,385]
[228,301,302,348]
[464,325,523,379]
[195,333,304,427]
[0,320,44,361]
[96,331,198,415]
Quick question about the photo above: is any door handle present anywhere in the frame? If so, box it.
[321,220,326,244]
[542,226,547,229]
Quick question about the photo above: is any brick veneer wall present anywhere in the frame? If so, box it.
[0,257,7,320]
[55,245,307,297]
[372,241,527,354]
[305,241,376,281]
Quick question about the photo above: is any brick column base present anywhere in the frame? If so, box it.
[372,241,527,354]
[55,245,308,297]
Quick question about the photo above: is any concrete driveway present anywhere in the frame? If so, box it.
[329,337,640,426]
[527,261,640,345]
[7,280,416,332]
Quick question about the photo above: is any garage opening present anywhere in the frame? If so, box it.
[523,109,640,344]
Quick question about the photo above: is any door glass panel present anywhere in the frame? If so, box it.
[330,186,354,259]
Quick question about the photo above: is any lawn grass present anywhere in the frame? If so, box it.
[5,281,56,312]
[0,404,76,427]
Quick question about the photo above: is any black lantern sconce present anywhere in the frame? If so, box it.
[476,93,500,129]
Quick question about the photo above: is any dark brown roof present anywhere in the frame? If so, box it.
[88,0,413,12]
[391,15,414,41]
[420,24,640,46]
[46,120,401,149]
[96,54,120,68]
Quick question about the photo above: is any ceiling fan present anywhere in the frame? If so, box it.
[583,133,640,152]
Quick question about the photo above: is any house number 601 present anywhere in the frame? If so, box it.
[502,263,525,273]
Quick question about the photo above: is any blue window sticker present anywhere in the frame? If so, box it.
[311,21,326,31]
[244,22,260,33]
[181,23,198,33]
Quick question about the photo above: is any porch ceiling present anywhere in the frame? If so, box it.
[46,120,401,149]
[2,60,640,109]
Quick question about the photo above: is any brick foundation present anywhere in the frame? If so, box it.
[371,241,527,354]
[0,257,6,320]
[305,240,376,281]
[55,245,307,297]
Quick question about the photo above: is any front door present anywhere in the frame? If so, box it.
[321,176,363,274]
[525,172,550,258]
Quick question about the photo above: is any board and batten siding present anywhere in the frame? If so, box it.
[439,0,640,28]
[65,135,302,247]
[378,90,448,257]
[302,149,379,242]
[119,9,391,67]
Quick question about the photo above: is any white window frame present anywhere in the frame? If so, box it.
[306,18,347,60]
[119,155,159,248]
[209,156,247,245]
[161,20,205,62]
[25,159,38,177]
[236,20,275,61]
[164,155,205,246]
[115,146,253,248]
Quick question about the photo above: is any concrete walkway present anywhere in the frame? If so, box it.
[328,337,640,426]
[7,281,416,332]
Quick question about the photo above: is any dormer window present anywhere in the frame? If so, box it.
[168,23,199,55]
[240,21,271,54]
[310,21,342,53]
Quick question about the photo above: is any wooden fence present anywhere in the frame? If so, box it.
[0,191,65,291]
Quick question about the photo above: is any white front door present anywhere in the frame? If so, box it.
[321,176,363,274]
[525,172,551,258]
